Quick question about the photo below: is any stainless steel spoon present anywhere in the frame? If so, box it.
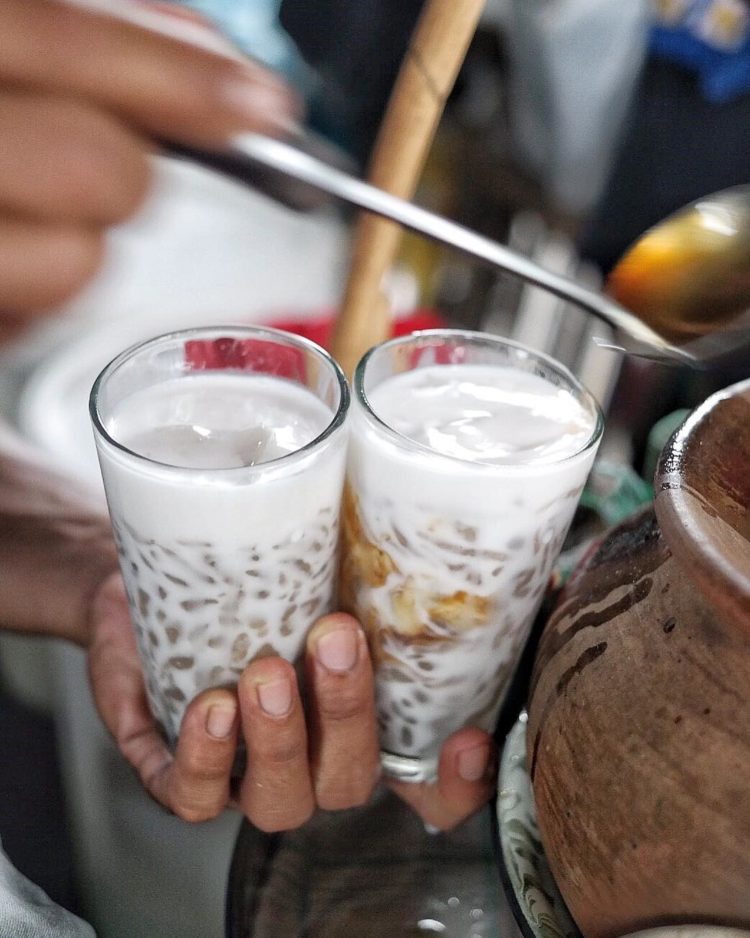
[166,134,746,368]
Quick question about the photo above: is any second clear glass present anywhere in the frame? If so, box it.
[340,330,603,782]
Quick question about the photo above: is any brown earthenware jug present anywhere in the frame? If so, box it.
[527,377,750,938]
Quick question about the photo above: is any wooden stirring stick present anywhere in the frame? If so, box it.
[330,0,486,379]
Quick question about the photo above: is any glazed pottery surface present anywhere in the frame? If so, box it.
[527,378,750,938]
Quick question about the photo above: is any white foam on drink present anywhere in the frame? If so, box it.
[368,363,594,465]
[108,373,331,469]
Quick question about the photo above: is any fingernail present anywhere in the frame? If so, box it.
[256,677,292,716]
[206,702,237,739]
[222,77,300,133]
[457,744,490,782]
[316,628,358,672]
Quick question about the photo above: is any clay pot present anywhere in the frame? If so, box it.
[527,377,750,938]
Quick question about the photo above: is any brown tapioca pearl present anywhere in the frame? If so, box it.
[400,726,414,748]
[209,666,225,684]
[313,561,332,582]
[165,625,181,644]
[454,522,478,543]
[512,569,534,598]
[417,661,434,671]
[294,559,313,575]
[155,609,167,623]
[130,561,139,575]
[157,585,167,600]
[168,656,195,670]
[392,525,410,548]
[147,630,159,648]
[246,569,261,578]
[249,618,267,631]
[180,598,219,611]
[507,536,524,550]
[255,590,270,600]
[414,690,430,704]
[165,572,189,587]
[491,565,504,577]
[231,633,250,663]
[202,553,218,567]
[164,686,186,703]
[207,635,224,649]
[301,598,322,617]
[378,667,414,684]
[137,589,151,616]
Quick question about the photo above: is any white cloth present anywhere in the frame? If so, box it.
[0,839,94,938]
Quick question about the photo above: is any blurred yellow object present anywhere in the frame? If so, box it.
[607,188,750,339]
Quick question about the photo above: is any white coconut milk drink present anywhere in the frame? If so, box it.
[340,331,602,781]
[90,327,349,743]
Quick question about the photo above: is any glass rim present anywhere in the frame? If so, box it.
[89,324,350,475]
[353,328,604,470]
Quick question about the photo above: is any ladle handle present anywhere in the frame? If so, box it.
[166,134,695,366]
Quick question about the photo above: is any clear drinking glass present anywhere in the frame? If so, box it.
[90,325,349,745]
[340,330,603,782]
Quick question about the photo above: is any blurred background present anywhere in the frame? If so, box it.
[1,1,749,936]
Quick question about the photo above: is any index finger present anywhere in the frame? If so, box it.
[0,0,300,146]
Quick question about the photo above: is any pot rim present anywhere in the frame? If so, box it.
[655,376,750,630]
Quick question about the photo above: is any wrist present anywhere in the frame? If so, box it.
[0,423,119,644]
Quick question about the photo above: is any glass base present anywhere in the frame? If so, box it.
[380,750,438,784]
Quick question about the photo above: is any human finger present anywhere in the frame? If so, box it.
[87,574,175,804]
[0,0,300,147]
[387,727,497,831]
[164,687,239,822]
[236,657,314,832]
[305,613,380,810]
[88,573,239,820]
[0,218,104,312]
[0,91,151,225]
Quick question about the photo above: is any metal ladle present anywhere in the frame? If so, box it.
[606,185,750,344]
[168,134,750,369]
